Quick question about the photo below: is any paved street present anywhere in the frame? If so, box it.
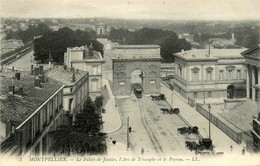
[106,94,201,157]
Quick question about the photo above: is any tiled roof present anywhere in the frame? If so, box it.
[174,49,247,61]
[46,66,87,86]
[0,71,63,127]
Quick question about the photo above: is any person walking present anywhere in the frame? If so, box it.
[141,148,144,155]
[230,145,233,152]
[242,148,245,155]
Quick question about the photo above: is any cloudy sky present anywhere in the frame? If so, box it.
[1,0,260,20]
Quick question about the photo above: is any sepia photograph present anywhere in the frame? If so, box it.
[0,0,260,165]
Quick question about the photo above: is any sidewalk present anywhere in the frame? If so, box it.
[160,82,246,155]
[102,79,122,134]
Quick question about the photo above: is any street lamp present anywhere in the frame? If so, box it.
[208,104,211,139]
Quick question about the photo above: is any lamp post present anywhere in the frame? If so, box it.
[208,104,211,139]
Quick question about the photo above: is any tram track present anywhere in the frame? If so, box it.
[137,97,164,155]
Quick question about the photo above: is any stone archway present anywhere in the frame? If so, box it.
[112,45,161,96]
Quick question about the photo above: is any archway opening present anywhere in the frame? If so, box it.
[131,69,144,92]
[227,85,234,99]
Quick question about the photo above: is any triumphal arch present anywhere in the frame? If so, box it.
[112,45,161,96]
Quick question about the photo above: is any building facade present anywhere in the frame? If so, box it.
[173,49,247,100]
[0,69,64,156]
[241,45,260,152]
[46,66,89,125]
[64,45,105,99]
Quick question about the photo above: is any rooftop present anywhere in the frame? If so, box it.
[0,70,63,128]
[46,66,87,86]
[174,48,247,61]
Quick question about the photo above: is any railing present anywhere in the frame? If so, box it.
[196,103,242,144]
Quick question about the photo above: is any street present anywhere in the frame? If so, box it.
[107,94,201,157]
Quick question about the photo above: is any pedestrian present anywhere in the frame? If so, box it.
[104,84,106,89]
[230,145,233,152]
[242,148,245,155]
[129,127,132,133]
[141,148,144,155]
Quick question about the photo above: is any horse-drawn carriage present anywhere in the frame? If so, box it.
[160,108,180,114]
[150,94,166,100]
[177,126,199,135]
[185,138,215,153]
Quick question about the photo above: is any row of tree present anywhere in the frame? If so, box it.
[48,96,106,155]
[33,27,104,63]
[109,27,191,62]
[5,23,51,43]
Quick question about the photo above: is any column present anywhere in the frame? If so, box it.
[256,85,260,119]
[252,67,256,101]
[246,65,250,98]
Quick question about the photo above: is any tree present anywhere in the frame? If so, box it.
[94,96,104,113]
[109,27,191,62]
[48,97,106,155]
[33,27,104,63]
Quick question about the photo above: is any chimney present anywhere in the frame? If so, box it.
[34,77,41,88]
[34,67,40,76]
[15,72,20,80]
[63,65,67,70]
[71,73,76,82]
[8,85,15,95]
[18,87,23,96]
[39,66,44,75]
[31,65,34,75]
[70,67,75,72]
[39,75,45,83]
[89,43,93,56]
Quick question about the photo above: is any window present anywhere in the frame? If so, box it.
[206,67,213,81]
[219,70,224,80]
[193,92,198,98]
[208,91,212,97]
[237,70,241,79]
[228,70,233,80]
[207,71,212,81]
[179,66,183,77]
[192,71,198,81]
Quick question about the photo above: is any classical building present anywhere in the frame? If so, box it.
[241,44,260,152]
[0,69,64,156]
[64,45,105,99]
[173,48,247,100]
[160,63,175,77]
[112,45,161,96]
[46,66,89,125]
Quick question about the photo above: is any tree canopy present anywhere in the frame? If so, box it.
[109,27,191,62]
[48,97,106,155]
[33,27,104,63]
[5,23,51,43]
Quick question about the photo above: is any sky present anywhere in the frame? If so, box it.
[1,0,260,20]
